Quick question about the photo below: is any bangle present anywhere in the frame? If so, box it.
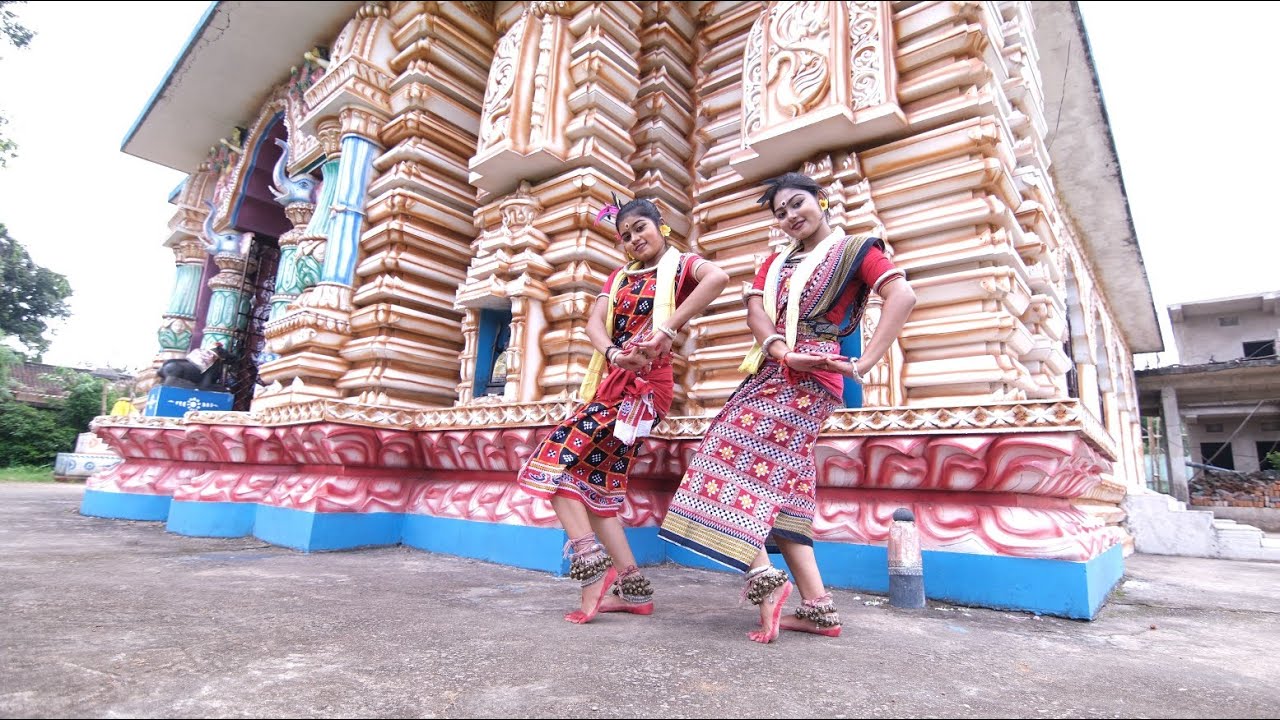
[851,357,870,383]
[780,352,793,369]
[656,324,678,340]
[605,346,620,363]
[762,333,787,355]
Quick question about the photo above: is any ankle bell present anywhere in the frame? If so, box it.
[745,567,789,605]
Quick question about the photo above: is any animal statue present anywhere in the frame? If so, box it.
[202,202,254,256]
[269,138,320,205]
[156,343,231,390]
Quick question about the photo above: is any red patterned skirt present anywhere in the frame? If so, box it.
[517,364,673,517]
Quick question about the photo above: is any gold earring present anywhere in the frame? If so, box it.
[659,223,671,237]
[818,198,829,211]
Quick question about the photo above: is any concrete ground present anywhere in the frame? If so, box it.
[1,483,1276,719]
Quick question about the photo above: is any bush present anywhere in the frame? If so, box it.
[0,349,121,467]
[0,398,76,466]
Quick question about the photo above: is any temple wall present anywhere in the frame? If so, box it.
[112,2,1153,613]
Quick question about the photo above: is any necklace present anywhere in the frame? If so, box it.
[623,262,658,276]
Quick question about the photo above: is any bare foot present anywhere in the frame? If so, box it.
[747,581,792,643]
[565,566,617,624]
[780,614,841,637]
[599,592,654,615]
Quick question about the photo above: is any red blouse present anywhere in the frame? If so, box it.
[751,244,902,331]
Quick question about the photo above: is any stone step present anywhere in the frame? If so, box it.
[1211,518,1272,535]
[1215,524,1257,532]
[1126,491,1278,561]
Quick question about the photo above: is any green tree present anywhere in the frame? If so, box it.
[0,0,33,168]
[0,9,56,356]
[0,1,32,48]
[0,344,15,393]
[0,114,15,169]
[0,348,74,467]
[56,370,118,432]
[0,224,71,359]
[0,353,117,468]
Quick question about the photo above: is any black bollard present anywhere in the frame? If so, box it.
[888,507,926,609]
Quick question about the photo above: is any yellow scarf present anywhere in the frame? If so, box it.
[738,228,848,374]
[580,246,682,401]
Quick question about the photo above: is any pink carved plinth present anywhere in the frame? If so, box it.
[618,488,671,528]
[89,419,1118,560]
[86,459,206,496]
[262,473,412,513]
[418,428,545,472]
[816,491,1121,561]
[817,433,1107,498]
[171,467,285,504]
[407,479,559,527]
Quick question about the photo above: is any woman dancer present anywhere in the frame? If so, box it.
[517,197,728,623]
[658,172,916,642]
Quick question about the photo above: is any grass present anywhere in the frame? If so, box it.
[0,465,56,483]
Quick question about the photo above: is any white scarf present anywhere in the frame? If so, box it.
[738,228,847,374]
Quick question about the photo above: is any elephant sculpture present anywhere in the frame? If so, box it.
[270,138,320,205]
[202,202,254,257]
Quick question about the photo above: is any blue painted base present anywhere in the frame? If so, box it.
[811,540,1123,620]
[921,543,1124,619]
[623,526,667,567]
[167,500,255,538]
[252,504,403,552]
[400,517,668,576]
[641,535,1120,619]
[80,489,172,521]
[77,494,1124,618]
[404,515,569,573]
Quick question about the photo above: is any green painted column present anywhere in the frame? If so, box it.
[155,238,207,357]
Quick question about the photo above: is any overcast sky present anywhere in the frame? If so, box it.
[0,1,1274,372]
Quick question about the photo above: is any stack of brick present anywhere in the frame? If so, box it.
[1190,470,1280,508]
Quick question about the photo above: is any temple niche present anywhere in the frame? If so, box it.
[90,1,1161,620]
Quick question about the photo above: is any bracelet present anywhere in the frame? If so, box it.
[606,346,620,363]
[850,357,870,383]
[656,324,678,340]
[762,333,787,355]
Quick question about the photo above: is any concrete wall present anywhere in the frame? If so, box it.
[1186,416,1280,472]
[1173,311,1278,365]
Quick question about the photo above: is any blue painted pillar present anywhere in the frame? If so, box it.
[840,331,864,408]
[320,135,378,287]
[288,158,340,298]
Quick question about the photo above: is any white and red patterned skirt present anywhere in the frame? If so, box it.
[658,348,840,571]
